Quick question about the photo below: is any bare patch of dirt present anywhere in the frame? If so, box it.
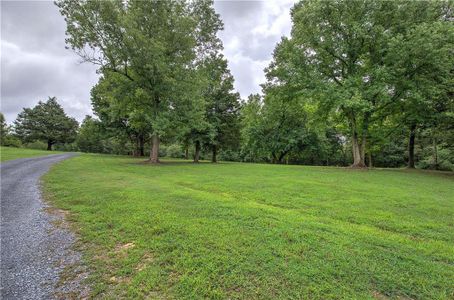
[135,252,155,272]
[115,242,136,252]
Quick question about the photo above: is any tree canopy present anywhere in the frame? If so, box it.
[13,97,78,150]
[6,0,452,171]
[261,0,453,168]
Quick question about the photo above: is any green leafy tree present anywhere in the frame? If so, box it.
[0,113,8,145]
[57,0,222,163]
[76,116,106,153]
[266,0,452,167]
[240,94,265,162]
[0,113,22,148]
[91,71,151,156]
[14,97,78,150]
[202,55,241,162]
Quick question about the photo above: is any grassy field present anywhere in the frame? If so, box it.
[0,146,64,162]
[43,154,454,299]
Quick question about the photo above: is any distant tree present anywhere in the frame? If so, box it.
[76,116,105,153]
[91,71,151,156]
[202,55,241,162]
[240,92,317,164]
[14,97,78,150]
[0,113,22,148]
[240,94,264,162]
[0,113,8,145]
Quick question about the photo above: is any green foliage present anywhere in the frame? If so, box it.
[166,144,184,159]
[76,115,131,155]
[53,0,453,168]
[0,112,8,144]
[13,97,78,150]
[44,154,454,299]
[263,0,453,167]
[199,55,241,161]
[77,116,106,153]
[0,112,22,147]
[57,0,224,162]
[24,140,48,150]
[1,136,22,148]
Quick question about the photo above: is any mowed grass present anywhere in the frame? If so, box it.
[43,154,454,299]
[0,146,64,162]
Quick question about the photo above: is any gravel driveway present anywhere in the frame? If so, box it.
[0,153,86,299]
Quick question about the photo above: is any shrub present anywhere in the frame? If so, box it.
[24,140,48,150]
[1,135,22,148]
[166,144,184,158]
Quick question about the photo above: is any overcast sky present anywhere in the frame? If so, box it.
[1,0,294,123]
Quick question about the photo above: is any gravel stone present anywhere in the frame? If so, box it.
[1,154,88,299]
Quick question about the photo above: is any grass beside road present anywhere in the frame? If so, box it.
[43,154,454,299]
[0,146,64,162]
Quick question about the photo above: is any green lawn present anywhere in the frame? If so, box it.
[0,146,64,162]
[43,154,454,299]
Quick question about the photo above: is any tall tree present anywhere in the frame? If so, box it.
[14,97,78,150]
[76,115,106,153]
[386,19,454,168]
[265,0,452,167]
[200,55,241,163]
[240,94,264,162]
[57,0,222,163]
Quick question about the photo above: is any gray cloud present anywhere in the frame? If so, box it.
[1,0,294,124]
[214,0,294,98]
[1,0,98,124]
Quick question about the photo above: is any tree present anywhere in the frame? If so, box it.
[265,0,452,167]
[0,113,22,147]
[91,71,151,156]
[240,94,264,162]
[14,97,78,150]
[387,20,454,168]
[202,55,241,163]
[0,113,8,145]
[76,116,105,153]
[57,0,223,163]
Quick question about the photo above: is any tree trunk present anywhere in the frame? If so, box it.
[351,134,366,168]
[433,135,438,169]
[347,112,367,168]
[133,137,140,157]
[360,136,366,166]
[212,145,217,163]
[139,135,145,157]
[149,133,160,163]
[193,140,201,163]
[368,152,373,168]
[408,124,416,168]
[361,112,371,167]
[47,140,52,151]
[185,146,189,160]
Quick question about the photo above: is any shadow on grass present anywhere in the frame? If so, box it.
[126,156,454,178]
[130,159,225,166]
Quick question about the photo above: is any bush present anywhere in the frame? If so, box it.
[54,142,78,152]
[1,135,22,148]
[24,140,48,150]
[166,144,184,158]
[418,146,454,171]
[158,144,167,157]
[219,149,241,162]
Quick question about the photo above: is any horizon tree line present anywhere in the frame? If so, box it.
[1,0,452,170]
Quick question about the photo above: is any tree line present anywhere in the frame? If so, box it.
[1,0,453,170]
